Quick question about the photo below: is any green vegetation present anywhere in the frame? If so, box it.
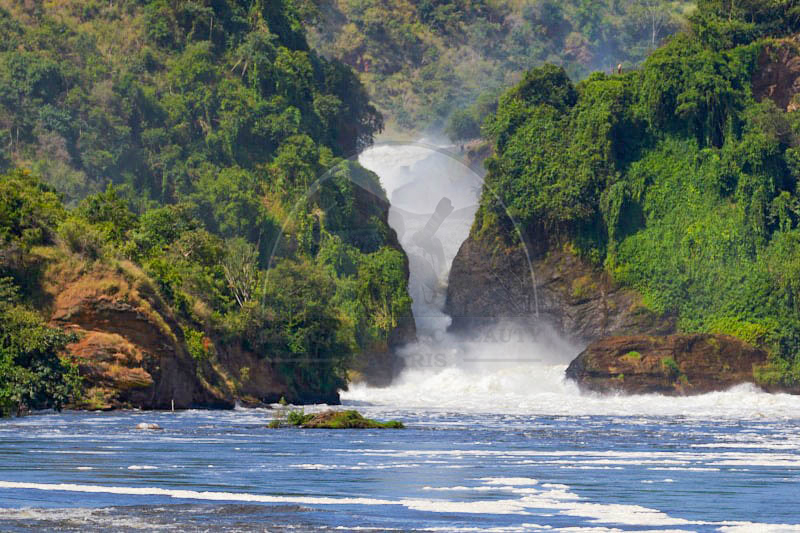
[622,351,642,361]
[661,357,681,379]
[274,408,404,429]
[478,0,800,387]
[300,0,694,132]
[286,409,315,426]
[0,0,413,413]
[0,170,81,415]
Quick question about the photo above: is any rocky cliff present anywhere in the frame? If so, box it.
[43,258,328,409]
[443,32,800,396]
[445,236,673,345]
[752,37,800,111]
[46,260,229,409]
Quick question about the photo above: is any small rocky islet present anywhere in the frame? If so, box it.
[269,409,404,429]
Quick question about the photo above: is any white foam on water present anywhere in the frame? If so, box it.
[718,524,800,533]
[3,479,797,531]
[318,447,800,471]
[28,450,116,454]
[290,463,422,471]
[0,506,173,530]
[481,477,540,486]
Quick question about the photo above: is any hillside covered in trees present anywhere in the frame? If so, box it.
[455,0,800,387]
[0,0,412,414]
[300,0,694,132]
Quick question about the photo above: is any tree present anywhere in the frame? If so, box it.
[222,238,259,308]
[636,0,674,49]
[0,169,64,249]
[445,109,480,141]
[77,184,137,244]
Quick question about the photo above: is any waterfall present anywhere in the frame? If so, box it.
[345,141,575,403]
[359,141,480,338]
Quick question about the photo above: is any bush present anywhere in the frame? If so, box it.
[185,328,211,362]
[445,109,480,141]
[58,217,106,261]
[0,300,82,416]
[661,357,681,380]
[286,409,315,426]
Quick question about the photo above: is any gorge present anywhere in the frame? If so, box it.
[3,1,800,530]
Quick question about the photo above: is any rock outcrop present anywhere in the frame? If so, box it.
[35,166,414,408]
[289,409,404,429]
[46,261,235,409]
[43,246,412,408]
[445,236,673,345]
[753,37,800,111]
[565,334,770,395]
[441,37,800,397]
[45,259,342,409]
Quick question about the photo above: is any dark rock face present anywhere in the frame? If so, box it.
[752,38,800,111]
[213,342,333,406]
[350,314,415,388]
[565,334,770,395]
[445,235,673,345]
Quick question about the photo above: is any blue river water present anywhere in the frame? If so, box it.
[1,391,799,532]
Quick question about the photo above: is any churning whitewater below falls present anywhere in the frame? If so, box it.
[1,143,800,532]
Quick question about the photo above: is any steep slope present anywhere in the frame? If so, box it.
[448,1,800,390]
[0,0,413,412]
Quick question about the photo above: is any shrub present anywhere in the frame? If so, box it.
[661,357,681,380]
[185,328,211,362]
[58,217,106,261]
[0,302,82,416]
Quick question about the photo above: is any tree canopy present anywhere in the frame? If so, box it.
[476,1,800,385]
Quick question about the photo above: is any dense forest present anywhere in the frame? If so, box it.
[300,0,694,132]
[0,0,411,415]
[475,0,800,386]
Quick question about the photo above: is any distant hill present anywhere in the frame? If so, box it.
[300,0,695,133]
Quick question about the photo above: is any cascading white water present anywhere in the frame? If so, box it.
[358,142,479,337]
[343,142,800,419]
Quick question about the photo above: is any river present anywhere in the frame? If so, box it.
[1,143,799,532]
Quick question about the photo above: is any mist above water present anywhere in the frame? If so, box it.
[346,142,800,419]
